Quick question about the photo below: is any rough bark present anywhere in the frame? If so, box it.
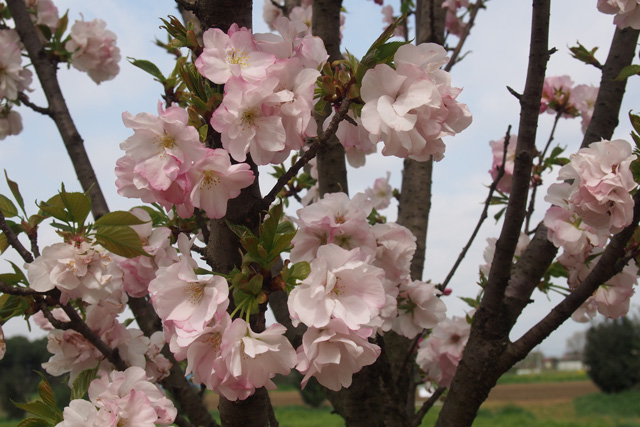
[435,2,551,425]
[7,0,109,219]
[312,0,349,197]
[581,27,640,147]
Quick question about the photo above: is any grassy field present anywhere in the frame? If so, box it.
[2,380,639,426]
[497,370,589,384]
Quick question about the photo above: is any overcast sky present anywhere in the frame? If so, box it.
[2,0,639,357]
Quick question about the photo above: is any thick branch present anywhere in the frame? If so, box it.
[0,280,42,296]
[7,0,109,219]
[504,190,640,366]
[481,0,550,311]
[581,27,640,147]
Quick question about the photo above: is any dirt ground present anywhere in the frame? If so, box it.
[204,380,599,409]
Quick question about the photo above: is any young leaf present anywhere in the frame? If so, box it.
[12,400,57,422]
[0,232,8,255]
[59,189,91,227]
[36,373,58,413]
[94,226,149,258]
[128,58,166,83]
[4,170,25,216]
[615,64,640,81]
[93,211,148,227]
[16,418,50,427]
[38,194,71,222]
[71,366,98,401]
[0,194,19,218]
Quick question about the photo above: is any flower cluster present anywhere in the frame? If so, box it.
[597,0,640,29]
[544,138,638,320]
[0,28,33,139]
[57,367,176,427]
[488,133,518,194]
[65,17,121,84]
[540,75,598,133]
[115,103,255,219]
[442,0,470,37]
[289,192,447,389]
[360,43,472,162]
[23,0,60,31]
[198,18,327,165]
[416,314,471,387]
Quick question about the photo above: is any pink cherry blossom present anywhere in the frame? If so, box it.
[371,222,416,284]
[87,367,177,425]
[210,77,288,165]
[65,18,120,84]
[360,43,471,162]
[184,311,231,389]
[24,0,59,30]
[392,280,447,339]
[291,192,376,262]
[554,138,637,233]
[416,315,470,387]
[489,134,517,193]
[0,29,33,101]
[543,206,608,261]
[0,108,22,140]
[288,244,386,331]
[572,84,599,133]
[365,172,393,210]
[195,25,276,84]
[598,0,640,29]
[381,5,406,38]
[296,319,381,391]
[148,257,229,332]
[189,148,255,219]
[540,75,577,117]
[216,319,296,400]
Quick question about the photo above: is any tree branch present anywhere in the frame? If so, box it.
[18,92,52,116]
[504,189,640,366]
[413,386,446,427]
[0,211,33,263]
[444,0,484,72]
[440,126,512,292]
[6,0,110,219]
[0,280,42,296]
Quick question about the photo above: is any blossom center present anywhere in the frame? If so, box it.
[200,171,221,190]
[156,132,176,150]
[185,282,205,305]
[227,48,249,68]
[207,332,222,353]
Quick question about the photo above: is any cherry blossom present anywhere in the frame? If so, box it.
[360,43,471,161]
[365,172,393,210]
[416,315,471,387]
[489,134,517,193]
[548,138,637,234]
[196,24,276,85]
[392,280,447,339]
[65,18,120,84]
[0,29,33,101]
[597,0,640,29]
[216,319,296,400]
[0,108,22,140]
[296,319,381,390]
[24,0,59,31]
[189,148,255,219]
[572,84,599,133]
[539,75,577,117]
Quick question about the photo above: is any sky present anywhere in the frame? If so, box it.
[2,0,639,358]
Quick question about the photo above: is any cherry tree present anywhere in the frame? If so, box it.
[0,0,639,426]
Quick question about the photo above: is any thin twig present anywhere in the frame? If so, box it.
[28,231,40,258]
[412,386,446,427]
[444,0,484,72]
[0,210,34,263]
[18,92,52,116]
[398,333,423,389]
[260,95,353,212]
[0,280,42,296]
[440,125,512,292]
[524,110,562,233]
[266,392,279,427]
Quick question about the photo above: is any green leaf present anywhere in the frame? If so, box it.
[36,374,58,412]
[288,261,310,282]
[459,296,479,309]
[38,194,71,222]
[615,64,640,81]
[59,188,91,226]
[5,170,25,216]
[12,400,57,422]
[374,41,409,65]
[17,417,51,427]
[94,226,149,258]
[227,221,255,240]
[0,194,19,218]
[93,211,148,227]
[629,111,640,136]
[70,366,98,401]
[54,10,68,41]
[0,233,8,255]
[128,58,166,82]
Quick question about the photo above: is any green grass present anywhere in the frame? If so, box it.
[497,370,589,384]
[574,388,640,418]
